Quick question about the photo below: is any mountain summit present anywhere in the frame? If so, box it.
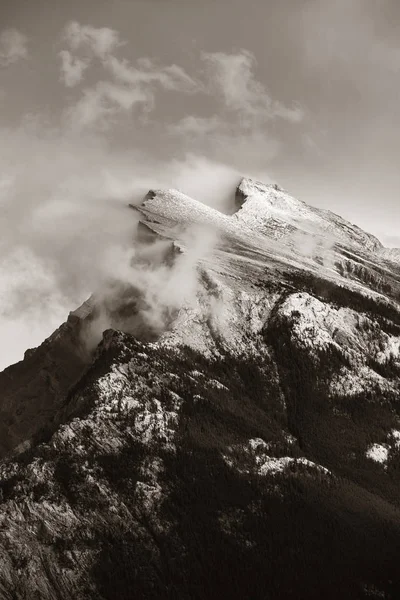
[235,177,383,252]
[1,179,400,599]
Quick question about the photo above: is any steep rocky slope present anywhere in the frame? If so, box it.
[1,179,400,599]
[235,178,383,252]
[0,311,92,458]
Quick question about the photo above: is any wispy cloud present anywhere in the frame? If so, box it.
[64,81,150,130]
[58,23,303,136]
[59,50,90,87]
[202,50,304,125]
[168,115,224,137]
[105,55,201,93]
[168,115,281,171]
[60,22,202,130]
[166,50,303,169]
[57,33,298,174]
[63,21,123,59]
[0,29,28,67]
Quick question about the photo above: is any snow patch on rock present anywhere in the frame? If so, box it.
[224,437,330,478]
[366,443,389,465]
[280,292,360,354]
[390,430,400,448]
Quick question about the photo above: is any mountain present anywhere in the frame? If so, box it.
[1,178,400,599]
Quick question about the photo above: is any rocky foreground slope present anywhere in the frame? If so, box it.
[1,179,400,599]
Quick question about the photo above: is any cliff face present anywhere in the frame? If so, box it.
[1,179,400,599]
[0,314,92,458]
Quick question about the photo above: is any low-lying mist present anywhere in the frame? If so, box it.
[0,124,233,369]
[80,223,219,352]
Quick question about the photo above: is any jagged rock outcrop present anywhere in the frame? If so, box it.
[0,314,92,458]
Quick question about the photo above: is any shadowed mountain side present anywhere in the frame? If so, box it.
[0,312,92,458]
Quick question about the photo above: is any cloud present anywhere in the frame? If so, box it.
[159,154,242,212]
[105,55,201,93]
[0,29,28,66]
[272,103,304,123]
[59,23,302,139]
[168,115,223,137]
[63,21,122,59]
[64,68,200,131]
[83,222,219,349]
[165,50,304,172]
[288,228,336,270]
[64,81,151,130]
[64,61,199,129]
[60,22,201,129]
[59,22,124,89]
[59,50,90,87]
[96,153,246,218]
[61,21,200,91]
[168,115,281,172]
[202,50,304,125]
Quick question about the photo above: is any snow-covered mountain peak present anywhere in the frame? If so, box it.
[136,187,279,253]
[234,177,384,253]
[139,188,232,229]
[235,177,304,212]
[137,179,386,260]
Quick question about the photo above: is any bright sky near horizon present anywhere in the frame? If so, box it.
[1,0,400,368]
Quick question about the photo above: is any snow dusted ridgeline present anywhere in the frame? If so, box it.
[138,188,234,230]
[135,187,266,252]
[136,177,390,267]
[1,177,400,596]
[137,182,315,256]
[234,178,322,239]
[234,177,383,252]
[135,180,400,307]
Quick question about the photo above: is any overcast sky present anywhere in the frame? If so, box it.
[0,0,400,368]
